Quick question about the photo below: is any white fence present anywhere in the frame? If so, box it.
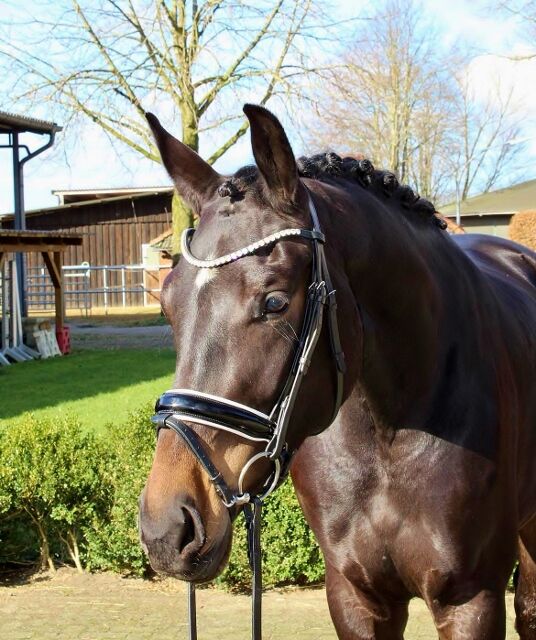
[27,263,166,313]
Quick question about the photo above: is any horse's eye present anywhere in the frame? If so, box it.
[264,293,289,315]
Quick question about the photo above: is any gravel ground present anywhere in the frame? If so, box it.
[0,569,518,639]
[69,323,174,350]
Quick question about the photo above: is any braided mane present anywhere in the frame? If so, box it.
[296,153,446,230]
[218,152,447,230]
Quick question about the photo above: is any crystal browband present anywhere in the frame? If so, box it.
[180,227,325,269]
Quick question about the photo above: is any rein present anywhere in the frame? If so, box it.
[151,190,345,639]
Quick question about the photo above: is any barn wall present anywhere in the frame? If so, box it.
[15,193,173,267]
[460,214,512,238]
[2,193,173,309]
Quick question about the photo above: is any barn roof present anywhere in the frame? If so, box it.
[0,187,174,221]
[0,229,82,251]
[149,228,174,255]
[52,186,173,205]
[440,178,536,217]
[0,110,62,135]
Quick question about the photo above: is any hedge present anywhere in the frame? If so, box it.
[509,210,536,252]
[0,408,324,589]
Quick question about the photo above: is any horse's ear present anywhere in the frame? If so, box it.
[243,104,299,204]
[146,112,221,212]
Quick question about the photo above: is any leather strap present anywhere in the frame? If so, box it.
[155,391,275,440]
[183,503,263,640]
[308,192,345,421]
[244,500,263,639]
[319,248,346,420]
[188,583,197,640]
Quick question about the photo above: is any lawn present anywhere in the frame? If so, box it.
[0,349,176,432]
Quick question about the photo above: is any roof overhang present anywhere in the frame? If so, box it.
[52,186,173,205]
[0,110,62,135]
[442,210,516,218]
[0,230,83,252]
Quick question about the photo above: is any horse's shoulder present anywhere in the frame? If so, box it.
[452,233,536,292]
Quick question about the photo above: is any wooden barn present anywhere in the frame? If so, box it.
[0,187,174,311]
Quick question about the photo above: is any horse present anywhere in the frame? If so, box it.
[138,104,536,639]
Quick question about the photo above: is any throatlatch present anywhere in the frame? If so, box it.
[152,190,345,640]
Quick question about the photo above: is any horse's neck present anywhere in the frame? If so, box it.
[330,188,455,429]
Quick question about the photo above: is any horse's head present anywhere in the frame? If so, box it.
[139,105,347,582]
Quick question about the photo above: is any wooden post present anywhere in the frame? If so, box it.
[54,251,64,332]
[41,251,64,331]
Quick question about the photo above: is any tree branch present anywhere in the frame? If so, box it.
[197,0,285,116]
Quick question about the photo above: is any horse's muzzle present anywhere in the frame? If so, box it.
[138,491,232,582]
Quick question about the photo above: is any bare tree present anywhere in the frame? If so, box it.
[306,0,524,204]
[448,73,523,204]
[308,0,456,200]
[1,0,325,250]
[496,0,536,60]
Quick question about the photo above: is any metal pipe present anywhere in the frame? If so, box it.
[19,131,57,167]
[11,129,58,317]
[11,132,27,316]
[121,267,126,307]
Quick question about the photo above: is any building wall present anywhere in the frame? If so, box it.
[460,214,512,238]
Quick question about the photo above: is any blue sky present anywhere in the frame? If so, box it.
[1,0,535,214]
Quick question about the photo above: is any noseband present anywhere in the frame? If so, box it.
[151,190,345,640]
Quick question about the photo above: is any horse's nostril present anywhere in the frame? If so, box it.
[179,509,196,554]
[177,506,205,557]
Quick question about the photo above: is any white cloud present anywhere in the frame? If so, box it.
[464,54,536,157]
[424,0,518,52]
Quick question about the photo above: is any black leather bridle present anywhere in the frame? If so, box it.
[151,190,345,640]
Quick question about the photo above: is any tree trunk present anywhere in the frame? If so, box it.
[171,102,199,254]
[66,530,84,573]
[28,511,55,573]
[172,193,195,257]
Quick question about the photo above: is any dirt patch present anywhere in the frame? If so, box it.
[0,569,518,639]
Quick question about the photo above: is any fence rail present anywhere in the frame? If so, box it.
[26,264,166,313]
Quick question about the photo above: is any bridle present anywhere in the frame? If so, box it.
[151,189,345,640]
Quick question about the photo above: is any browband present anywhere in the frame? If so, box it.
[181,227,325,269]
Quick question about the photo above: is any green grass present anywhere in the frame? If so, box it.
[0,349,175,433]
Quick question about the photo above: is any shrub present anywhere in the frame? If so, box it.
[0,512,40,565]
[0,416,111,571]
[83,405,155,575]
[220,478,324,591]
